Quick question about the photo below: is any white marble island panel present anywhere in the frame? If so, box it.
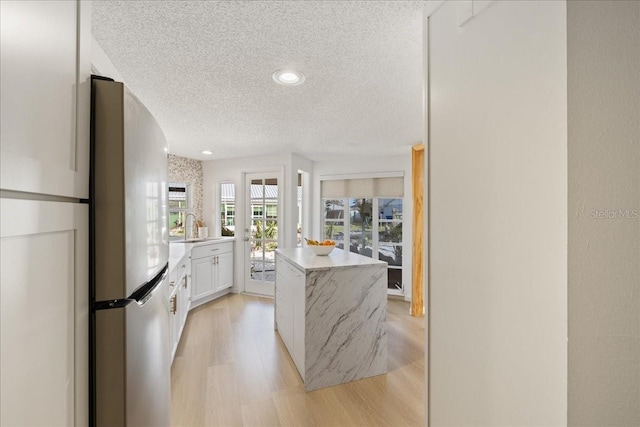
[275,247,388,391]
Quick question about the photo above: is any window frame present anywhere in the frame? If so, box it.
[322,196,404,295]
[168,182,191,240]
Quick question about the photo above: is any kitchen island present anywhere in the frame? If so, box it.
[274,247,388,391]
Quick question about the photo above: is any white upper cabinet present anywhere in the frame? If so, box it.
[0,0,91,198]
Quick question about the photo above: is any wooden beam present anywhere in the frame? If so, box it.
[411,143,424,317]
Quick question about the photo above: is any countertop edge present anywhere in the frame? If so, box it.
[169,237,236,271]
[276,247,387,271]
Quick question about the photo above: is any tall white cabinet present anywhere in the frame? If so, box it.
[1,0,91,199]
[0,200,88,426]
[0,1,91,425]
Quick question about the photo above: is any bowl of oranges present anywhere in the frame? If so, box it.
[305,238,336,256]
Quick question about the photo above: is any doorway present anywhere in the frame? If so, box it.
[244,172,281,296]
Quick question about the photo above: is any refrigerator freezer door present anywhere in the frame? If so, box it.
[126,275,171,427]
[95,276,171,427]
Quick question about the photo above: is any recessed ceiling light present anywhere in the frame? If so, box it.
[272,69,305,86]
[202,150,213,155]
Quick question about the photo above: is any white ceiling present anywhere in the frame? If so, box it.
[92,1,426,161]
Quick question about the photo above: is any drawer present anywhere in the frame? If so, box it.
[169,266,178,286]
[191,241,233,259]
[169,253,191,285]
[176,259,189,280]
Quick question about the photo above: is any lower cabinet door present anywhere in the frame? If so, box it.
[0,199,88,426]
[277,275,294,353]
[292,271,305,376]
[192,256,214,299]
[168,291,179,359]
[179,275,189,329]
[215,251,234,291]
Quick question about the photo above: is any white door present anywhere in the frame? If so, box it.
[192,256,214,299]
[0,0,91,198]
[0,198,88,426]
[216,251,234,291]
[244,172,281,296]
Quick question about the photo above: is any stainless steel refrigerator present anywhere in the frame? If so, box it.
[90,76,171,426]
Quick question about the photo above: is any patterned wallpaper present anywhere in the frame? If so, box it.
[168,154,204,224]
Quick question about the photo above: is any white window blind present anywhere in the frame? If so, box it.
[321,176,404,198]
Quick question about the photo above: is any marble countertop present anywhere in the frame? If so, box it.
[169,237,235,271]
[276,247,386,272]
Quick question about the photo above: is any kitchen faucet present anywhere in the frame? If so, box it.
[184,213,197,240]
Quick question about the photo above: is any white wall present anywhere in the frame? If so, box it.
[292,153,314,247]
[427,1,568,425]
[168,154,204,223]
[312,154,413,301]
[91,35,125,83]
[204,153,412,298]
[567,1,640,425]
[202,152,311,292]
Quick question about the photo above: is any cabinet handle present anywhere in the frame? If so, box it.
[211,248,219,252]
[170,281,175,287]
[181,264,185,269]
[170,295,177,314]
[183,276,188,289]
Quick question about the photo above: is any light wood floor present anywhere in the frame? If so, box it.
[171,293,425,427]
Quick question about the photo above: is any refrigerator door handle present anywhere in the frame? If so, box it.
[94,297,135,311]
[94,263,169,311]
[129,263,169,306]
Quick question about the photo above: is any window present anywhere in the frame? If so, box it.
[169,183,190,238]
[219,182,235,236]
[378,198,403,293]
[320,174,404,294]
[323,197,404,294]
[324,199,345,247]
[224,205,235,225]
[266,204,278,219]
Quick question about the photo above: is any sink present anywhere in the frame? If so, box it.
[177,239,208,243]
[173,237,225,244]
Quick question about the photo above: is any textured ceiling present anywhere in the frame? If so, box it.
[92,1,426,161]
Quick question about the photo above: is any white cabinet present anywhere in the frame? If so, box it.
[275,268,293,350]
[168,288,178,360]
[0,1,91,425]
[216,250,234,291]
[192,256,214,298]
[0,0,91,198]
[168,255,191,361]
[0,199,88,426]
[292,269,305,372]
[275,256,305,377]
[168,240,233,361]
[179,268,191,328]
[191,241,234,304]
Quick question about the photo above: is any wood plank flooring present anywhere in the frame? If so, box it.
[171,293,425,426]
